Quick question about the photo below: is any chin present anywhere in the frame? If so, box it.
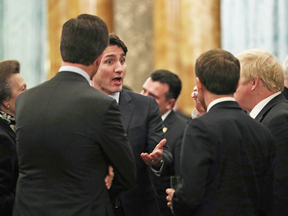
[117,86,123,92]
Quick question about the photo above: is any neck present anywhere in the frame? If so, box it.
[62,62,94,79]
[0,106,14,117]
[204,92,234,109]
[248,86,277,112]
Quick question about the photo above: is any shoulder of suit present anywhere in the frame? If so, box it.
[122,89,155,102]
[267,99,288,112]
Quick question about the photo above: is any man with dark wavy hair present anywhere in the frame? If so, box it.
[93,33,172,216]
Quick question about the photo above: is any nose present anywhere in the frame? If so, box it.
[115,61,124,73]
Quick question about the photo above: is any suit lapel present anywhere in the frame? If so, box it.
[118,90,135,132]
[163,111,175,134]
[255,93,285,122]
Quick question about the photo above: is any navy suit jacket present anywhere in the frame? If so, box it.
[111,89,173,216]
[13,72,136,216]
[255,93,288,215]
[173,101,275,216]
[0,118,18,216]
[152,110,187,216]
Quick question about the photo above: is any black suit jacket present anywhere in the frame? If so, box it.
[152,110,187,216]
[173,101,275,216]
[111,89,172,216]
[281,86,288,100]
[0,118,18,216]
[255,93,288,214]
[12,71,136,216]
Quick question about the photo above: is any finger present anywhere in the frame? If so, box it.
[166,188,175,195]
[155,139,166,150]
[140,153,154,165]
[150,150,162,158]
[108,166,114,177]
[141,153,153,161]
[167,201,172,207]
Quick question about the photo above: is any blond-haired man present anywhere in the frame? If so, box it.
[234,49,288,215]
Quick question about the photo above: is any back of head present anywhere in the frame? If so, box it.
[0,60,20,103]
[236,49,284,92]
[60,14,109,66]
[283,55,288,79]
[150,69,182,101]
[195,49,240,95]
[109,33,128,55]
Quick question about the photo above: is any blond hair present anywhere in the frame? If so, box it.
[236,49,284,92]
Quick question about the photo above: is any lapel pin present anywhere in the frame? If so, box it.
[163,127,168,133]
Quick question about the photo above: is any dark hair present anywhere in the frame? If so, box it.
[0,60,20,103]
[109,33,128,55]
[195,49,240,94]
[60,14,109,66]
[150,69,182,101]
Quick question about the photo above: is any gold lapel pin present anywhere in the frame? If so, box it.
[163,127,168,133]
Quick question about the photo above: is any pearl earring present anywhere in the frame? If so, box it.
[7,104,9,109]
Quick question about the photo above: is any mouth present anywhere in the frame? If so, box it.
[112,77,122,84]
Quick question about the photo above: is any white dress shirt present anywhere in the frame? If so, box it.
[249,92,281,119]
[207,97,236,112]
[59,66,90,83]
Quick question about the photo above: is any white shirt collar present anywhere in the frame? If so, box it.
[161,109,172,121]
[207,97,236,112]
[249,91,281,119]
[59,66,90,83]
[109,92,120,103]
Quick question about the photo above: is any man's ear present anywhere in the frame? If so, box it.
[196,77,203,91]
[94,51,105,68]
[166,98,175,110]
[251,77,259,91]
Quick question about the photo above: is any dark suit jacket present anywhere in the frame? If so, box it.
[152,110,187,216]
[0,118,18,216]
[111,89,172,216]
[281,86,288,100]
[255,93,288,215]
[12,71,136,216]
[173,101,275,216]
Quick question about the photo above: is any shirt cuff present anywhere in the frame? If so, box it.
[150,160,164,177]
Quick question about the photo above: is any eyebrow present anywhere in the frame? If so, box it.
[104,53,126,58]
[104,54,117,58]
[143,88,158,99]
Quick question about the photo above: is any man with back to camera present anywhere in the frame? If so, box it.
[234,49,288,215]
[166,49,275,216]
[12,14,136,216]
[141,69,187,216]
[92,33,173,216]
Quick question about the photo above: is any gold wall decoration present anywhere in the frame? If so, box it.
[154,0,221,116]
[47,0,113,79]
[47,0,220,115]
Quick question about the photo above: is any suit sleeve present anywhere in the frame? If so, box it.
[173,118,215,215]
[99,100,136,193]
[146,98,173,174]
[266,112,288,214]
[0,136,17,215]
